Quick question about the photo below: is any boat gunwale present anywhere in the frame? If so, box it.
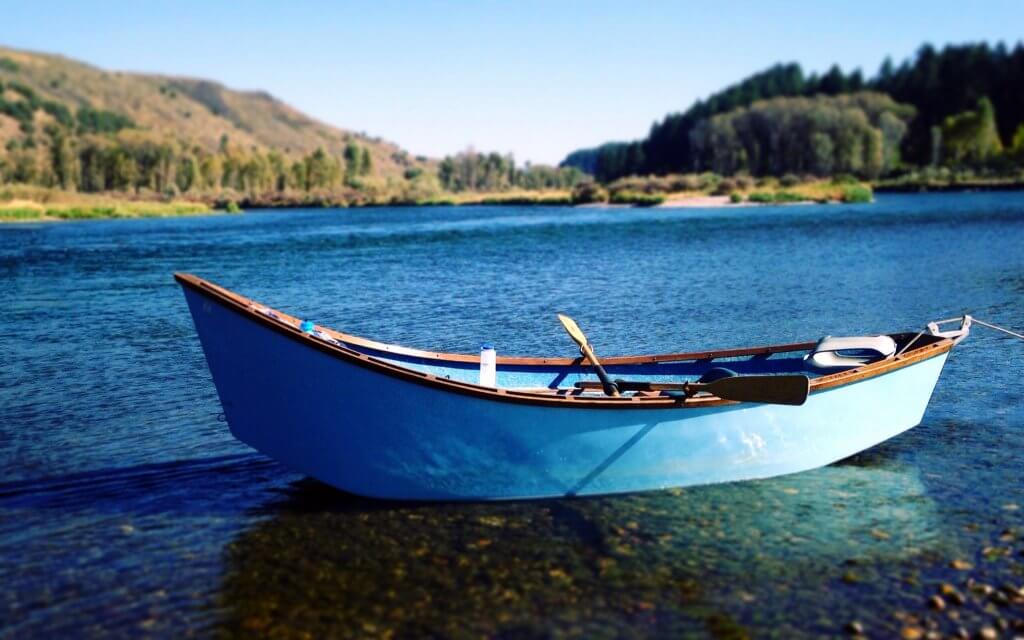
[175,272,955,409]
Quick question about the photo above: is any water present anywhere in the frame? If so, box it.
[1,193,1023,638]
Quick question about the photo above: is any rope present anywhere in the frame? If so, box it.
[973,317,1024,341]
[896,315,1023,359]
[895,328,928,358]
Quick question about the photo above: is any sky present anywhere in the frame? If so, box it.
[2,1,1023,165]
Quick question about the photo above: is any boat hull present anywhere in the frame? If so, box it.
[181,285,949,500]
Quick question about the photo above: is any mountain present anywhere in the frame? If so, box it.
[0,45,427,178]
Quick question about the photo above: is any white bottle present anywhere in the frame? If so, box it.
[479,344,497,387]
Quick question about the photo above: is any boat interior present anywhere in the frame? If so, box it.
[251,297,946,395]
[177,273,956,401]
[323,329,945,394]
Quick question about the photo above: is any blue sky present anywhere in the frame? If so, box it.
[3,1,1022,164]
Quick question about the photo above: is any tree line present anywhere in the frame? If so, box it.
[438,150,587,192]
[689,92,912,178]
[1,125,380,196]
[562,41,1024,181]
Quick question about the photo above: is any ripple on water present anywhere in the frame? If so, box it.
[1,193,1023,636]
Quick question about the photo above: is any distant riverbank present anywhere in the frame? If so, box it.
[9,176,1024,222]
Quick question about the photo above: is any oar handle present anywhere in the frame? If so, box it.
[579,343,620,397]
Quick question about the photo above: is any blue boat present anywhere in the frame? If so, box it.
[176,273,970,501]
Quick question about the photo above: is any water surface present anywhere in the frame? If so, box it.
[1,193,1023,637]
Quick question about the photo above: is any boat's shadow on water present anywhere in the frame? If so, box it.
[212,442,958,638]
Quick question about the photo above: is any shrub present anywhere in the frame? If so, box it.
[780,173,801,187]
[841,185,873,203]
[735,175,755,190]
[570,182,609,205]
[48,207,116,219]
[0,207,41,220]
[772,190,806,203]
[748,191,810,204]
[610,191,666,206]
[728,192,743,203]
[225,201,242,213]
[698,172,721,191]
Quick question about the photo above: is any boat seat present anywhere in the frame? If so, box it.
[804,335,896,370]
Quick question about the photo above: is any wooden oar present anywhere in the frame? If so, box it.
[557,314,620,397]
[575,374,810,406]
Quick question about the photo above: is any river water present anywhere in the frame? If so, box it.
[1,193,1023,638]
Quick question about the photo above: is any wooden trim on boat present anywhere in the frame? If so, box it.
[174,273,955,410]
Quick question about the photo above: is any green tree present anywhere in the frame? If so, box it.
[9,149,40,184]
[343,142,362,182]
[940,97,1004,165]
[78,140,108,191]
[267,150,288,191]
[1010,123,1024,161]
[241,154,271,193]
[109,150,138,191]
[360,147,373,176]
[290,160,307,190]
[199,155,223,190]
[50,131,80,191]
[177,153,199,192]
[305,147,339,190]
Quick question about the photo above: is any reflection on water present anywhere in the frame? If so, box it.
[218,456,952,638]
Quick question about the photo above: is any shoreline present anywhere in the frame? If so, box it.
[3,183,1022,223]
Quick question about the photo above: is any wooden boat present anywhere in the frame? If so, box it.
[176,273,970,501]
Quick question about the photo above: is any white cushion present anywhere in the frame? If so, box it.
[805,335,896,370]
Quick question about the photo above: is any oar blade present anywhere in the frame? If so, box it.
[704,375,810,406]
[557,313,587,349]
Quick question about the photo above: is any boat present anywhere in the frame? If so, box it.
[175,273,971,501]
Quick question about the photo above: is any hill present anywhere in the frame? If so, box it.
[0,45,427,179]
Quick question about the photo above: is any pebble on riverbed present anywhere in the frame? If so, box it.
[939,583,967,606]
[900,625,923,639]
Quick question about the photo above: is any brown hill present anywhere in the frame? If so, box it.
[0,45,428,178]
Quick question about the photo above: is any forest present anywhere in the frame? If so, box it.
[562,42,1024,182]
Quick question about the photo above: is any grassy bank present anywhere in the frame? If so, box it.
[0,176,878,223]
[0,185,580,221]
[0,186,212,222]
[592,173,874,206]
